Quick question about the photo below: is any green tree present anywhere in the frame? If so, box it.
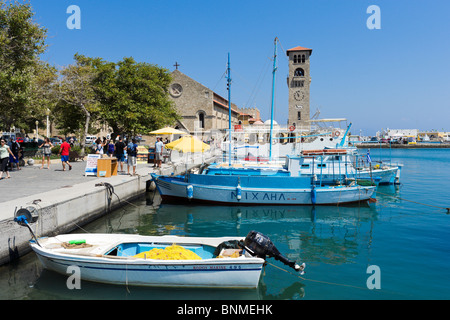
[56,55,100,155]
[25,61,58,135]
[0,0,47,131]
[78,55,180,137]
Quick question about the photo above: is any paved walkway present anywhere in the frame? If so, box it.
[0,159,158,204]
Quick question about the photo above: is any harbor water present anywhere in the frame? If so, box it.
[1,148,449,300]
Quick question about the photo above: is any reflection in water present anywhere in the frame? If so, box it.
[152,201,378,266]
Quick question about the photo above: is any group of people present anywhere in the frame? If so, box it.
[1,133,166,180]
[93,136,139,175]
[37,137,72,171]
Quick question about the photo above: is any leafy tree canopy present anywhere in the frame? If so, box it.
[0,0,47,131]
[77,54,180,137]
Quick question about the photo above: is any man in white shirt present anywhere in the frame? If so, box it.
[154,137,164,168]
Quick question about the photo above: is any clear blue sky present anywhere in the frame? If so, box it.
[30,0,450,135]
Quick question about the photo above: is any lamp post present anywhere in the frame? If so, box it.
[46,108,50,138]
[35,120,39,140]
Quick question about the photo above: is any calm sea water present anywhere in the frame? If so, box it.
[1,148,449,300]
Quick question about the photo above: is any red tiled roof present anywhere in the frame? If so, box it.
[213,99,239,114]
[286,46,313,55]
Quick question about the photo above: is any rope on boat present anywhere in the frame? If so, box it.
[376,191,450,214]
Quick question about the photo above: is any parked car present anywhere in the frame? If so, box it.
[85,136,97,144]
[50,137,63,145]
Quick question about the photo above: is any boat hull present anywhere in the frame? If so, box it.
[153,175,376,206]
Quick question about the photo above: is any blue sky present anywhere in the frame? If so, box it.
[30,0,450,135]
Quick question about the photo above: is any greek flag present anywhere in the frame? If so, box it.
[366,150,372,163]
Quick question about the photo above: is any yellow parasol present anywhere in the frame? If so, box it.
[149,127,187,135]
[165,135,210,153]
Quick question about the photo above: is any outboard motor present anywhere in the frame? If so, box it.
[244,230,305,274]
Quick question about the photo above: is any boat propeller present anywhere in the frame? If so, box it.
[244,230,305,275]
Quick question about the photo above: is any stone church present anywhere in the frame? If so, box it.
[168,69,240,133]
[169,43,312,133]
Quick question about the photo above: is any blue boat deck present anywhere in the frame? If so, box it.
[106,242,217,259]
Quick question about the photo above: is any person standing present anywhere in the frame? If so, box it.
[107,139,115,157]
[95,138,104,155]
[114,136,126,172]
[154,137,164,168]
[59,140,72,171]
[39,138,53,169]
[127,138,138,176]
[0,139,16,179]
[9,137,21,171]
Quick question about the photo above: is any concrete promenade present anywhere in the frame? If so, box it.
[0,155,215,266]
[0,159,150,205]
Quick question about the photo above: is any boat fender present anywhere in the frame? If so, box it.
[311,187,317,205]
[236,184,242,200]
[186,185,194,199]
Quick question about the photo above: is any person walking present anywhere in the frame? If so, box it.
[59,140,72,171]
[0,139,16,179]
[127,138,138,176]
[114,136,126,172]
[39,138,54,169]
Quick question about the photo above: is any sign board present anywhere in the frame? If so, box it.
[84,154,101,176]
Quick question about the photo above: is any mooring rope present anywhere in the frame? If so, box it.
[266,261,369,291]
[377,191,450,213]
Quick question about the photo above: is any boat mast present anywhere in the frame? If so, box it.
[269,37,278,161]
[227,52,232,166]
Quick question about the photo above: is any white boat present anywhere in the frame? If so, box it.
[298,148,402,185]
[28,231,304,289]
[221,119,352,161]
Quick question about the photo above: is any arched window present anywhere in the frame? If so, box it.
[302,54,305,63]
[198,111,205,129]
[293,55,297,63]
[294,68,305,77]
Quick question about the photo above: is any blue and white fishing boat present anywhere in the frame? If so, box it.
[151,154,376,206]
[26,231,304,289]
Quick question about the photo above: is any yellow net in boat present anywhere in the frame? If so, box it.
[133,245,202,260]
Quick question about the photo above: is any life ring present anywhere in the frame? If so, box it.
[333,130,341,137]
[289,126,295,132]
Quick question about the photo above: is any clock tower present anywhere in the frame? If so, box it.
[286,45,312,129]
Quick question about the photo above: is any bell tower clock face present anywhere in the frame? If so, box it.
[294,91,304,101]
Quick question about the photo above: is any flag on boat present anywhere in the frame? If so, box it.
[366,150,372,163]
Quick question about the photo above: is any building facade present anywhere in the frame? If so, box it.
[168,70,239,133]
[286,46,312,129]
